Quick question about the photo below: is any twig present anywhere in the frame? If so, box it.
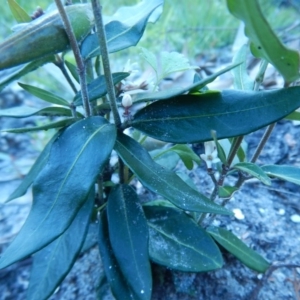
[205,58,271,222]
[233,60,275,189]
[206,136,244,208]
[91,0,121,127]
[250,123,276,163]
[197,169,219,224]
[54,55,78,94]
[227,136,244,167]
[55,0,92,117]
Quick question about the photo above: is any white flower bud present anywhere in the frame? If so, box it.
[121,93,133,108]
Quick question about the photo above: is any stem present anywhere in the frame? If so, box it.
[227,136,244,167]
[96,202,107,213]
[222,124,276,204]
[208,170,218,195]
[91,0,121,127]
[54,55,78,94]
[218,61,271,203]
[254,60,268,91]
[200,160,237,225]
[118,157,125,184]
[204,136,244,211]
[70,103,77,118]
[197,169,219,225]
[250,123,276,163]
[201,60,271,225]
[55,0,91,117]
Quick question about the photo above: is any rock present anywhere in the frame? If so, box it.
[233,208,245,220]
[290,214,300,223]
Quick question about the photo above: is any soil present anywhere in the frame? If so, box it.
[1,68,300,300]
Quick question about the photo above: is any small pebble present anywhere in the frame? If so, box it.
[290,214,300,223]
[212,219,221,227]
[233,208,245,220]
[277,208,285,215]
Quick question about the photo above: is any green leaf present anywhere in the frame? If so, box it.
[151,149,180,170]
[262,164,300,185]
[171,145,201,170]
[64,60,94,83]
[0,56,55,92]
[6,132,59,202]
[81,0,163,59]
[26,189,94,300]
[132,63,241,103]
[211,131,227,164]
[139,47,157,74]
[227,0,300,83]
[285,110,300,121]
[207,226,270,273]
[73,72,129,106]
[0,4,93,70]
[140,48,198,83]
[19,83,70,106]
[232,44,254,90]
[227,138,247,163]
[218,186,238,198]
[220,138,244,165]
[92,103,111,116]
[8,0,31,23]
[130,87,300,143]
[0,116,116,269]
[39,107,83,118]
[233,162,271,185]
[107,184,152,299]
[143,199,176,208]
[64,60,79,83]
[133,87,185,103]
[98,210,135,300]
[114,132,231,215]
[1,118,76,133]
[144,206,223,272]
[160,51,198,79]
[0,106,81,118]
[157,144,200,170]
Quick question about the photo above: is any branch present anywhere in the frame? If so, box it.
[91,0,121,126]
[55,0,92,117]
